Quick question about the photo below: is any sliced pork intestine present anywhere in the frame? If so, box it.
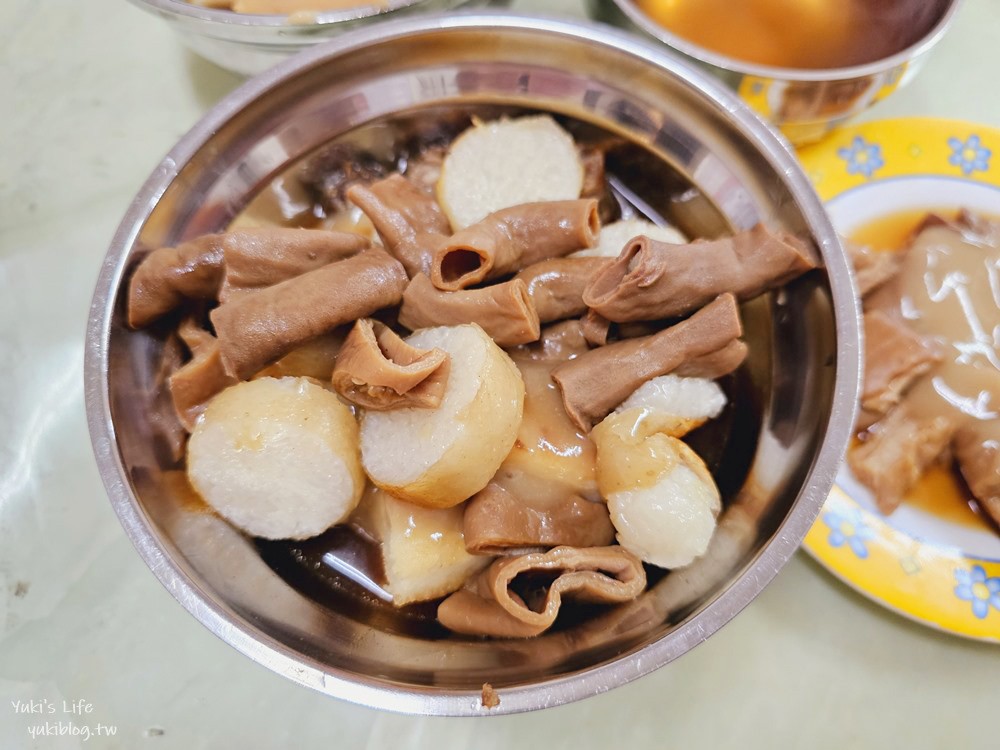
[553,293,744,431]
[218,228,368,300]
[211,246,408,380]
[844,239,900,298]
[331,318,450,410]
[431,199,600,290]
[398,273,540,347]
[514,256,611,324]
[346,174,450,277]
[462,481,614,556]
[583,224,815,322]
[437,546,646,638]
[128,228,370,327]
[128,235,224,328]
[850,398,958,515]
[168,319,238,432]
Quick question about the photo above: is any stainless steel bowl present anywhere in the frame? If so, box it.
[129,0,492,76]
[589,0,962,145]
[86,14,860,715]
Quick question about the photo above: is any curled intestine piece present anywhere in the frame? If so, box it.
[534,319,590,360]
[150,332,189,462]
[437,546,646,638]
[552,293,743,431]
[128,235,224,328]
[332,318,449,410]
[398,273,540,347]
[168,319,238,431]
[514,256,611,323]
[463,482,614,556]
[211,246,408,380]
[219,228,369,300]
[346,174,450,277]
[580,309,612,347]
[583,224,815,322]
[127,228,371,327]
[431,200,600,290]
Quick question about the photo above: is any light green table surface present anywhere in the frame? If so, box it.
[2,1,999,747]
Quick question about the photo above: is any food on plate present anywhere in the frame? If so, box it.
[436,115,584,230]
[844,240,900,297]
[127,112,817,637]
[359,324,524,509]
[848,211,1000,526]
[187,376,364,540]
[857,310,940,418]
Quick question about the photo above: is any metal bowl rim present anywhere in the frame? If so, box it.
[608,0,964,82]
[85,11,861,716]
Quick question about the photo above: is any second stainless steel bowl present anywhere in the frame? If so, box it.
[591,0,962,145]
[86,13,860,715]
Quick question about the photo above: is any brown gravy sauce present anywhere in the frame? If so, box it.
[855,210,1000,530]
[495,350,599,508]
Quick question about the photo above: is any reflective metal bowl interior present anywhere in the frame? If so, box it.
[128,0,491,76]
[86,15,860,715]
[589,0,961,145]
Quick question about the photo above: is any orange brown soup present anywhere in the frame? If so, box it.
[852,209,999,532]
[635,0,945,69]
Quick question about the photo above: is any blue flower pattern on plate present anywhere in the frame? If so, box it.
[947,134,991,175]
[954,565,1000,619]
[823,506,876,559]
[837,136,884,179]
